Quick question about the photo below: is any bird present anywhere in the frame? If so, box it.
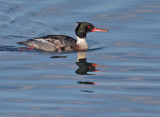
[17,22,108,52]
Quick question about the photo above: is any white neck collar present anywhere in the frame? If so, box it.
[76,36,88,50]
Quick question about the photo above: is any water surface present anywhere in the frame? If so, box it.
[0,0,160,117]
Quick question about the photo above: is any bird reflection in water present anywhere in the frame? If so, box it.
[76,51,106,75]
[76,51,106,93]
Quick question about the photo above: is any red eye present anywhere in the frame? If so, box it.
[87,26,91,29]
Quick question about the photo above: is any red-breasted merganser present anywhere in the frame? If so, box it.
[17,22,108,52]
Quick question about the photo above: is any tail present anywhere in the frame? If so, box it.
[17,41,27,45]
[17,39,33,45]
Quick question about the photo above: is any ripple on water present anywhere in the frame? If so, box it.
[0,85,33,91]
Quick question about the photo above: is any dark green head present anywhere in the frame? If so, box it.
[75,22,108,38]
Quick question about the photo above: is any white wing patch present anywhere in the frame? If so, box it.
[35,38,62,47]
[35,38,51,44]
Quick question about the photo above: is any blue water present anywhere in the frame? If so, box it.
[0,0,160,117]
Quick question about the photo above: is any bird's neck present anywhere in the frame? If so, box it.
[76,36,88,50]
